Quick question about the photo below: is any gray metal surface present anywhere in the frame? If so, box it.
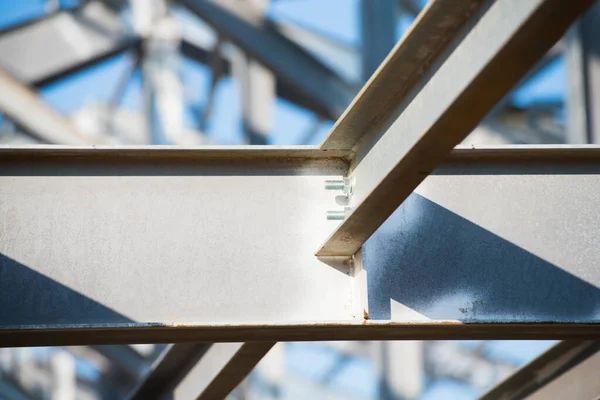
[1,146,600,345]
[274,20,360,84]
[318,0,592,256]
[363,152,600,323]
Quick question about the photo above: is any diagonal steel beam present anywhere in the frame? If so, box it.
[91,345,148,379]
[479,341,600,400]
[0,68,94,144]
[316,0,593,256]
[0,1,353,121]
[182,0,356,120]
[525,349,600,399]
[130,341,273,400]
[320,0,484,152]
[173,342,275,400]
[0,1,138,88]
[129,343,212,399]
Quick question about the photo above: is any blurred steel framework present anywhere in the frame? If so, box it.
[1,0,600,399]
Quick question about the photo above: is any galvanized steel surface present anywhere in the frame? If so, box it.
[364,157,600,323]
[0,148,352,327]
[1,146,600,344]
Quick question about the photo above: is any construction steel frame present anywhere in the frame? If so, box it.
[1,0,599,398]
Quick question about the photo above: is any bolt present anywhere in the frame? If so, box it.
[324,177,353,195]
[326,210,347,220]
[324,180,345,191]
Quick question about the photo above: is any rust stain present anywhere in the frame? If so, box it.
[363,309,369,320]
[459,300,484,316]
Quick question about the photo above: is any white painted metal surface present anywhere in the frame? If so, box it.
[0,147,352,328]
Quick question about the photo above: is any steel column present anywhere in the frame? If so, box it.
[565,1,600,144]
[361,0,397,81]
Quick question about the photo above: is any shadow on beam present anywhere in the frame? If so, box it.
[0,253,131,326]
[364,192,600,322]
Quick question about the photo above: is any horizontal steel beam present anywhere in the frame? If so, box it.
[363,146,600,325]
[0,146,600,346]
[1,323,600,347]
[317,0,592,256]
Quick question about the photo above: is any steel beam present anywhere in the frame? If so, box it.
[565,1,600,144]
[0,146,353,345]
[182,0,355,120]
[233,51,275,145]
[131,341,272,400]
[398,0,422,16]
[0,2,138,88]
[479,341,600,400]
[319,0,484,152]
[317,0,592,256]
[231,0,275,145]
[91,345,147,379]
[0,68,94,144]
[362,146,600,325]
[1,146,600,345]
[129,343,212,399]
[273,20,360,84]
[0,2,343,122]
[526,349,600,399]
[361,0,397,81]
[173,342,274,400]
[178,6,361,119]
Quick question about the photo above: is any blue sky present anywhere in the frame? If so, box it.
[0,0,566,146]
[0,1,562,398]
